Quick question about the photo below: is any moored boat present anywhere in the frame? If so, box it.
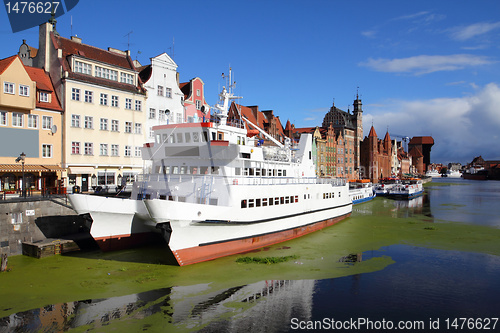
[387,178,423,199]
[373,177,400,196]
[349,179,376,205]
[140,70,352,265]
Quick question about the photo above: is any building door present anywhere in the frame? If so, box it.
[81,174,89,192]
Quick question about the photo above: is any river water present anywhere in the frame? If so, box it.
[1,178,500,332]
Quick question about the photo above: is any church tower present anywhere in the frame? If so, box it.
[353,91,363,173]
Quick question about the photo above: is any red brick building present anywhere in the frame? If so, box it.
[360,126,393,182]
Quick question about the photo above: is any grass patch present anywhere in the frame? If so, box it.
[236,255,298,264]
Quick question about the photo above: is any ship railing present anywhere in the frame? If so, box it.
[136,174,347,187]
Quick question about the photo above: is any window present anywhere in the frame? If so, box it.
[196,89,200,97]
[27,114,38,128]
[149,108,156,119]
[100,118,108,130]
[111,144,119,156]
[124,145,131,157]
[135,146,141,157]
[74,60,91,74]
[196,100,201,110]
[111,95,119,107]
[84,142,93,155]
[84,90,93,103]
[135,100,142,111]
[98,172,115,185]
[72,141,80,154]
[166,87,172,98]
[100,143,108,156]
[157,85,163,96]
[71,88,80,101]
[95,66,117,81]
[100,93,108,106]
[125,98,132,110]
[42,116,53,129]
[134,123,142,134]
[111,120,119,132]
[39,91,49,102]
[120,72,134,84]
[84,116,93,129]
[0,111,7,126]
[4,82,14,94]
[42,144,52,158]
[19,85,29,96]
[71,114,80,127]
[125,122,132,133]
[12,113,23,127]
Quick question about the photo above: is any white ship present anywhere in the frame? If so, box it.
[69,69,352,265]
[373,177,400,196]
[349,179,375,205]
[387,178,423,199]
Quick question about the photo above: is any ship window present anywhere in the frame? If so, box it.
[304,194,307,200]
[172,166,179,174]
[145,194,151,200]
[249,168,254,176]
[278,170,282,177]
[323,193,326,199]
[202,131,208,142]
[237,136,241,145]
[269,198,274,206]
[235,167,241,176]
[241,200,247,208]
[168,195,174,201]
[256,199,261,207]
[211,166,220,175]
[255,168,261,176]
[262,169,266,176]
[159,195,167,200]
[185,133,191,143]
[332,192,335,198]
[218,132,224,140]
[190,166,198,174]
[240,153,251,159]
[209,198,218,206]
[248,199,254,208]
[283,170,287,177]
[262,198,267,206]
[211,132,216,141]
[178,196,186,202]
[280,197,285,205]
[176,133,183,143]
[275,197,280,205]
[285,197,290,204]
[180,166,186,174]
[156,134,161,144]
[273,169,277,176]
[164,166,170,174]
[295,196,298,203]
[169,135,175,144]
[200,166,208,174]
[339,192,341,197]
[244,168,249,176]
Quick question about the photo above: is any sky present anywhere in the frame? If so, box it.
[1,0,499,165]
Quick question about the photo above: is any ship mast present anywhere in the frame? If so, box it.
[213,67,241,126]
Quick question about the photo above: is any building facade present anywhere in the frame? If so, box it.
[20,22,148,192]
[180,77,210,123]
[0,55,63,194]
[138,53,184,142]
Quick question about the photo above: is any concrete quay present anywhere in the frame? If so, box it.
[0,196,91,256]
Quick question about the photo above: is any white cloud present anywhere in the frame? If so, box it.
[363,83,500,163]
[359,54,495,75]
[450,22,500,41]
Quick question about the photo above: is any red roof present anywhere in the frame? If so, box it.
[0,55,18,75]
[368,126,377,138]
[24,66,62,112]
[409,136,434,145]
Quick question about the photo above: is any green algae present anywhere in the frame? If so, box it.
[1,196,499,324]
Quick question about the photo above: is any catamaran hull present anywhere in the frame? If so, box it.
[68,194,158,251]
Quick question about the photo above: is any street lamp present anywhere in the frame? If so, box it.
[15,152,26,198]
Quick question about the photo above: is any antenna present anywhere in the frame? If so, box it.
[124,31,133,50]
[168,37,175,60]
[70,15,73,36]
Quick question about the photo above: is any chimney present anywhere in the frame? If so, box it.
[71,36,82,43]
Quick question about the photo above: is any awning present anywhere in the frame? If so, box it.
[68,166,95,174]
[0,164,60,173]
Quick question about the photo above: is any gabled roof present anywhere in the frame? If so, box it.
[0,55,18,75]
[51,34,145,94]
[368,126,377,138]
[25,66,62,111]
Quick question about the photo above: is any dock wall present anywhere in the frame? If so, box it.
[0,197,87,255]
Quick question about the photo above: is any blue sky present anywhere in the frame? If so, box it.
[1,0,499,164]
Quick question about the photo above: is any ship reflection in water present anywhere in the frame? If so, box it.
[0,279,317,332]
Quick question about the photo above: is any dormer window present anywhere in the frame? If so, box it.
[39,92,49,102]
[74,60,91,75]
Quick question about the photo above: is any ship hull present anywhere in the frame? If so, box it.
[68,194,157,251]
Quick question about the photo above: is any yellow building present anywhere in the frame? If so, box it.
[0,55,63,195]
[20,22,148,192]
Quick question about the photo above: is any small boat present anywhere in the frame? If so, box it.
[445,170,462,178]
[373,177,400,196]
[387,178,423,199]
[349,179,376,205]
[425,169,441,178]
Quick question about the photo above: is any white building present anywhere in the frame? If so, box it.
[138,53,184,142]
